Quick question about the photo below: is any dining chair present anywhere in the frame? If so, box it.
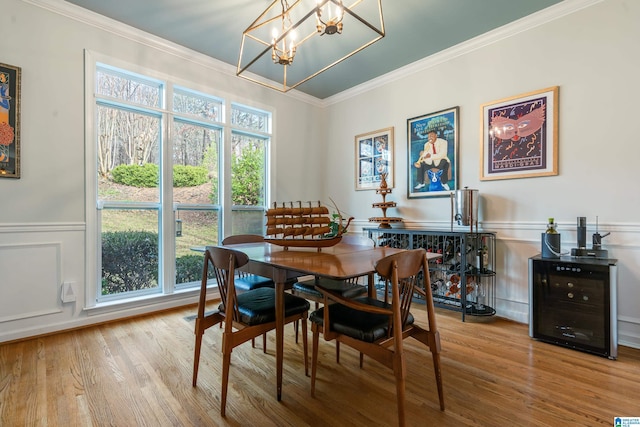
[309,248,445,426]
[192,245,310,417]
[222,234,300,352]
[291,234,374,362]
[222,234,273,352]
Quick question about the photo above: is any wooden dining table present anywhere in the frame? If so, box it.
[221,240,408,401]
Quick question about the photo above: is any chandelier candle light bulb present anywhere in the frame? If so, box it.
[316,0,345,34]
[271,11,297,65]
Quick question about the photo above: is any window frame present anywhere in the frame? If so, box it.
[84,50,273,309]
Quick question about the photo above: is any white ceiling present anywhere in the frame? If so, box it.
[62,0,564,99]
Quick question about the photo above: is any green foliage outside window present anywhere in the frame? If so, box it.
[101,231,159,295]
[102,231,210,293]
[175,254,209,284]
[173,165,208,187]
[231,145,264,206]
[111,164,208,188]
[111,163,159,187]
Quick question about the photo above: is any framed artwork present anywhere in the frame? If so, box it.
[355,127,394,190]
[407,106,459,198]
[480,86,558,181]
[0,62,21,178]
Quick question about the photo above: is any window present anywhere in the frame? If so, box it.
[90,60,271,303]
[230,103,271,235]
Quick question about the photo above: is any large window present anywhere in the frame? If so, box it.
[91,61,271,303]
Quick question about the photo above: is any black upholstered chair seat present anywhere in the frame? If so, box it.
[219,287,310,326]
[310,297,414,343]
[293,277,367,300]
[234,274,275,291]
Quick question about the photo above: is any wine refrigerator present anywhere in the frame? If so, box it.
[529,255,617,359]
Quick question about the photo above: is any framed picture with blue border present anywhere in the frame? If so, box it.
[407,106,459,198]
[355,127,394,190]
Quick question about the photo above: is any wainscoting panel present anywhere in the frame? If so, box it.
[0,243,62,323]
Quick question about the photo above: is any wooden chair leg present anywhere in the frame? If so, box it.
[302,316,309,376]
[192,330,204,387]
[336,341,340,363]
[393,352,407,427]
[295,319,299,344]
[432,353,445,411]
[263,333,267,354]
[310,326,320,397]
[359,352,364,369]
[220,349,232,417]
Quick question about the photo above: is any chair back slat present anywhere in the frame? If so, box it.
[375,249,427,332]
[221,235,269,281]
[398,276,416,327]
[204,246,250,323]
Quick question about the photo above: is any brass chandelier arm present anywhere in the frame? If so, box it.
[245,33,273,48]
[237,44,273,77]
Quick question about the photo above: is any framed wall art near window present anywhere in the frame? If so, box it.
[0,62,21,178]
[407,106,459,198]
[480,86,558,181]
[355,127,394,190]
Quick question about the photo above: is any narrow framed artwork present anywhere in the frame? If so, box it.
[0,62,21,178]
[480,86,558,181]
[355,127,394,190]
[407,106,459,198]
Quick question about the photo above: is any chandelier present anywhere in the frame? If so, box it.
[237,0,385,93]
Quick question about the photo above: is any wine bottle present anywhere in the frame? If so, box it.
[481,237,489,271]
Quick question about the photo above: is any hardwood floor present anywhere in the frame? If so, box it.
[2,304,639,426]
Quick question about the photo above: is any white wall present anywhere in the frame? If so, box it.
[2,0,639,349]
[322,0,640,347]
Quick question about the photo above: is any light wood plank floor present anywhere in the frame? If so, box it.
[1,304,639,426]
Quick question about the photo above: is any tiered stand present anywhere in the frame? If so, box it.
[368,173,402,229]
